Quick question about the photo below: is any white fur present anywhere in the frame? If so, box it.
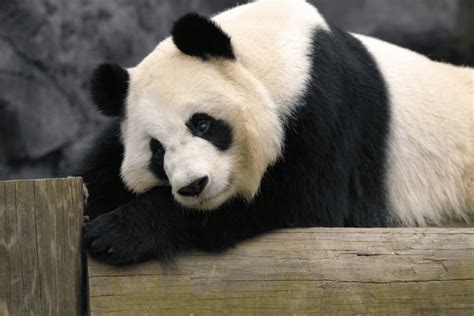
[355,34,474,226]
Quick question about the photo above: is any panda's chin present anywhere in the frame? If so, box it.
[174,188,231,211]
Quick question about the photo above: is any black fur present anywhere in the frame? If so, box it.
[77,120,134,219]
[149,138,168,180]
[172,13,235,60]
[186,113,233,151]
[90,63,129,117]
[84,187,176,265]
[261,26,392,227]
[83,25,392,266]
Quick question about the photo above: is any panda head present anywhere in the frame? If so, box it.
[90,13,284,210]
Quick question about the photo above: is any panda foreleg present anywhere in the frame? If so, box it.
[177,203,280,253]
[84,188,282,265]
[78,120,134,219]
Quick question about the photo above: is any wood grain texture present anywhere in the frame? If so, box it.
[89,228,474,315]
[0,178,84,316]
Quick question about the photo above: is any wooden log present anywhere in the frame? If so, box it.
[88,228,474,315]
[0,178,84,315]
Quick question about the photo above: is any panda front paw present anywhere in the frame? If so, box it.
[84,211,162,266]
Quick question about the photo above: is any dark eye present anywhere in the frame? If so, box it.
[196,120,211,134]
[150,139,165,157]
[153,147,164,158]
[186,113,233,151]
[149,138,167,180]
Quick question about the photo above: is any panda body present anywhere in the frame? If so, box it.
[82,0,473,265]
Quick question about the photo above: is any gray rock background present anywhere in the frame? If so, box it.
[1,0,473,180]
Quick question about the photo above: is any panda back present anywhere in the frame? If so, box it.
[355,34,474,225]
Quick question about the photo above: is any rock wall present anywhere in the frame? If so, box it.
[0,0,472,180]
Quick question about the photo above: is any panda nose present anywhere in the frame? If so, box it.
[178,176,209,197]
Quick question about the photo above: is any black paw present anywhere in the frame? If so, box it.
[84,211,159,266]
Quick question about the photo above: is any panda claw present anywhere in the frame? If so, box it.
[83,211,161,266]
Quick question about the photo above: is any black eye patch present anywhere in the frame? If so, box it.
[186,113,233,150]
[149,138,168,180]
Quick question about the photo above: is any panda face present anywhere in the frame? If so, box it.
[121,110,237,210]
[116,43,283,210]
[120,72,239,210]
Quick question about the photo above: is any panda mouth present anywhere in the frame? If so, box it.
[176,182,232,210]
[171,174,235,210]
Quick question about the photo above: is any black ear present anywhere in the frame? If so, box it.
[90,63,129,117]
[171,13,235,60]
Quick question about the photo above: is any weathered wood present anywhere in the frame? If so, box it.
[0,178,84,315]
[88,228,474,315]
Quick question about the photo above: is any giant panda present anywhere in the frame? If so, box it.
[82,0,474,266]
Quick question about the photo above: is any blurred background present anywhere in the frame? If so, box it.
[0,0,473,180]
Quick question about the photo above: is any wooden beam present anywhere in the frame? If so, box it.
[0,178,84,315]
[88,227,474,315]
